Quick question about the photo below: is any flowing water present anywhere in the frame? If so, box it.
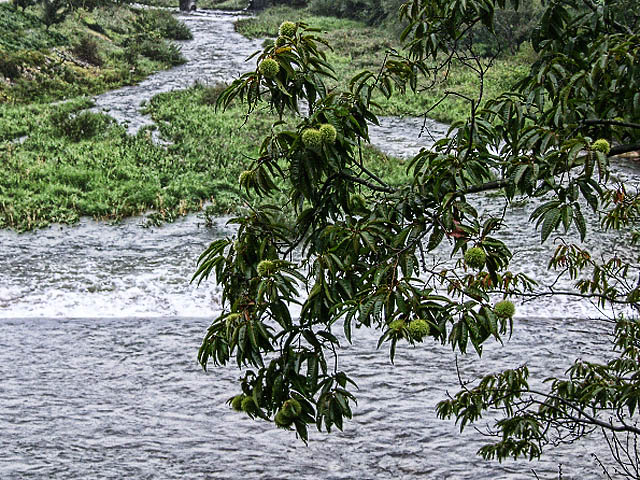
[92,9,263,134]
[2,8,639,479]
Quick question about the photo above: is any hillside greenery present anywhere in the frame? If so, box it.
[0,2,190,103]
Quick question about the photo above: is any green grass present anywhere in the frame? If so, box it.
[0,97,227,230]
[235,5,532,124]
[0,85,408,231]
[145,85,408,214]
[135,0,248,10]
[208,0,247,9]
[0,3,189,103]
[0,3,529,231]
[235,5,363,38]
[0,4,67,51]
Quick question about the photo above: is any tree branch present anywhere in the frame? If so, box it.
[461,179,507,195]
[609,143,640,157]
[583,119,640,130]
[340,172,397,193]
[506,289,633,306]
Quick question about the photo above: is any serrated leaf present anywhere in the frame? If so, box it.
[540,208,562,242]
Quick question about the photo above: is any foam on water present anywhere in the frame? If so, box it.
[0,214,230,318]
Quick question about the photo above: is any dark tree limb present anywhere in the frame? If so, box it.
[583,119,640,130]
[610,143,640,157]
[461,179,507,195]
[340,172,397,193]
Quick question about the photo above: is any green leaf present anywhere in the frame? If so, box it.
[540,208,562,242]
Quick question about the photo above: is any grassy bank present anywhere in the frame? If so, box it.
[0,85,406,231]
[144,84,408,199]
[235,5,531,124]
[0,3,528,231]
[0,3,190,103]
[0,99,202,230]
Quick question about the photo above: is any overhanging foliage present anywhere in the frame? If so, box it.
[194,0,640,467]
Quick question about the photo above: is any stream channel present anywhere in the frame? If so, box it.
[1,8,639,479]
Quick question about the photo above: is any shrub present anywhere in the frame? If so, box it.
[73,34,103,66]
[52,110,111,141]
[308,0,400,25]
[12,0,36,11]
[41,0,69,30]
[200,82,227,105]
[122,39,140,67]
[137,9,193,40]
[0,49,21,78]
[80,13,106,34]
[68,0,102,11]
[138,37,186,66]
[468,3,544,56]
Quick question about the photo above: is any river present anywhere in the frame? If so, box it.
[1,8,637,479]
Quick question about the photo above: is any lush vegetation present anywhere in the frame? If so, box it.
[0,99,194,230]
[1,0,429,231]
[0,2,190,103]
[0,1,202,230]
[0,84,404,230]
[0,93,240,230]
[0,0,536,231]
[235,5,531,123]
[4,0,640,474]
[194,0,640,476]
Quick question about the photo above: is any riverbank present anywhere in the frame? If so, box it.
[0,8,410,231]
[136,0,247,9]
[0,82,407,231]
[0,3,191,103]
[234,5,532,123]
[0,2,198,230]
[0,4,530,231]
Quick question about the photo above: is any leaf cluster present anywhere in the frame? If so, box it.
[195,0,640,462]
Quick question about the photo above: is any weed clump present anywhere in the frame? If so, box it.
[52,110,111,141]
[200,82,227,105]
[72,35,103,66]
[137,9,193,40]
[138,37,185,66]
[0,48,21,79]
